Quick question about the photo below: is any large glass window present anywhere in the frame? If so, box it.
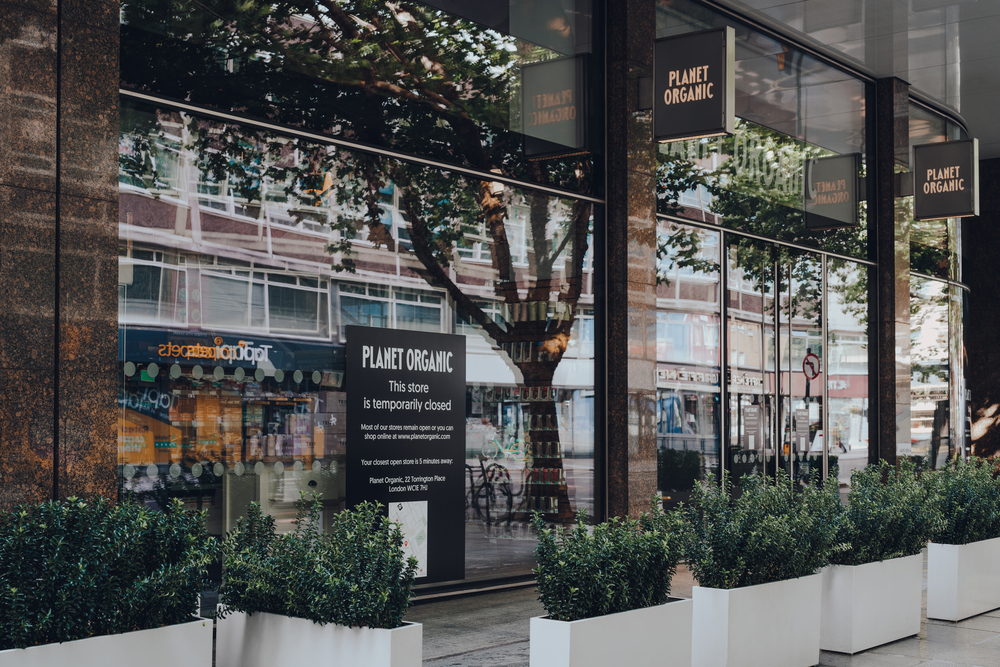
[118,101,597,587]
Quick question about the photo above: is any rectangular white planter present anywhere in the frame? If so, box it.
[693,574,821,667]
[0,617,212,667]
[927,536,1000,621]
[216,610,421,667]
[530,598,692,667]
[819,553,922,653]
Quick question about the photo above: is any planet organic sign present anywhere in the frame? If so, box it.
[913,139,979,221]
[654,27,735,142]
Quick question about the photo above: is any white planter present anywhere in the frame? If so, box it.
[0,617,212,667]
[927,536,1000,621]
[530,598,692,667]
[819,553,922,653]
[692,574,821,667]
[216,610,421,667]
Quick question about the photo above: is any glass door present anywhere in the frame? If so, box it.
[725,239,825,487]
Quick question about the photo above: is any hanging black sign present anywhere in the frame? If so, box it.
[346,326,466,584]
[913,139,980,221]
[522,55,588,159]
[654,27,735,143]
[804,153,860,230]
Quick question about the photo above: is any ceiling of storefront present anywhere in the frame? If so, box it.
[707,0,1000,159]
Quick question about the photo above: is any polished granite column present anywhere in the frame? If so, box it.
[605,0,658,518]
[0,0,118,508]
[964,157,1000,458]
[872,77,910,466]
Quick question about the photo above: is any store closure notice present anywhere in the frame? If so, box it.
[346,326,466,584]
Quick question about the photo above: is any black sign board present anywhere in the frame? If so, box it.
[742,405,761,451]
[913,139,979,221]
[654,27,735,143]
[346,326,466,584]
[522,56,588,159]
[794,408,810,454]
[804,153,860,230]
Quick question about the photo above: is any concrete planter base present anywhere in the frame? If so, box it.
[530,598,692,667]
[216,610,421,667]
[0,618,212,667]
[693,574,822,667]
[820,553,922,653]
[928,536,1000,621]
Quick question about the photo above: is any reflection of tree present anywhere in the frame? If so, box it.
[656,122,869,328]
[120,0,593,523]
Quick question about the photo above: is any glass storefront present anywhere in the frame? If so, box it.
[110,0,975,590]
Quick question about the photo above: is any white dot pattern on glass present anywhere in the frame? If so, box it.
[147,363,159,377]
[312,460,322,472]
[213,462,224,477]
[312,371,322,384]
[293,370,303,383]
[274,461,284,475]
[214,366,225,380]
[254,461,264,476]
[170,364,181,379]
[146,463,158,479]
[192,463,203,477]
[169,463,181,478]
[123,464,135,479]
[193,365,204,379]
[274,369,285,382]
[123,362,136,377]
[255,369,265,382]
[235,367,246,381]
[293,460,303,472]
[235,462,245,476]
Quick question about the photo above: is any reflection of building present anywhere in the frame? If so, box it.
[118,122,596,581]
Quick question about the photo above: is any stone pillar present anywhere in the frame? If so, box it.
[872,77,910,466]
[605,0,658,518]
[964,158,1000,457]
[0,0,118,508]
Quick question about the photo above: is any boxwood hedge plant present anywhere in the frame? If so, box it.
[530,500,686,622]
[218,497,417,629]
[929,456,1000,545]
[683,470,841,589]
[830,458,944,566]
[0,497,217,650]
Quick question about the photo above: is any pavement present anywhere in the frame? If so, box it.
[409,559,1000,667]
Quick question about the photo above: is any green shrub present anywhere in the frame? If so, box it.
[683,470,842,589]
[219,498,417,629]
[0,497,217,650]
[929,457,1000,545]
[831,459,943,565]
[531,502,686,622]
[830,459,942,565]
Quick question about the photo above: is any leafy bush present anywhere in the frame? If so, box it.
[929,457,1000,545]
[0,497,217,650]
[219,498,417,629]
[684,471,842,589]
[830,459,943,565]
[531,502,686,622]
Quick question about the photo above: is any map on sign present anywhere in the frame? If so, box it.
[389,501,428,579]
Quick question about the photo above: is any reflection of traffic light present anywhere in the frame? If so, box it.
[301,171,333,206]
